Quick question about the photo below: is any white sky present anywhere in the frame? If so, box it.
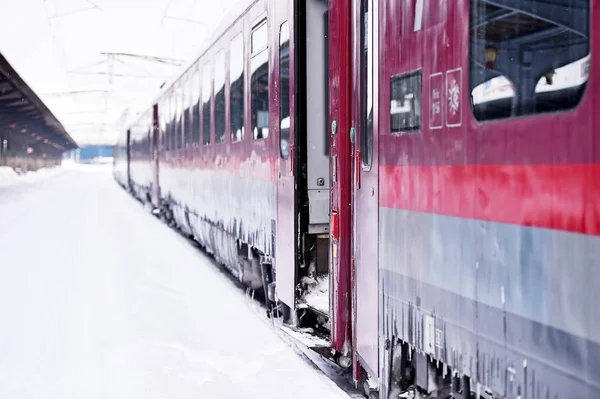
[0,0,240,146]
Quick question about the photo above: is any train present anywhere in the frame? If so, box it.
[113,1,599,398]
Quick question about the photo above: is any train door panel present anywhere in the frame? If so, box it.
[126,128,131,189]
[328,0,353,358]
[351,0,379,377]
[152,104,160,208]
[275,0,296,310]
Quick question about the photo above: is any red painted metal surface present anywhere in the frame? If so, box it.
[373,0,599,397]
[380,164,600,235]
[329,0,353,357]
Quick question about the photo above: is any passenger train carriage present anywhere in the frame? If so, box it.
[113,0,599,398]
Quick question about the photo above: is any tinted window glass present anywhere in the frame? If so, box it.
[214,51,226,143]
[360,0,373,168]
[251,21,269,140]
[279,22,290,159]
[469,0,590,121]
[192,67,200,144]
[160,99,166,151]
[185,73,193,147]
[390,71,422,133]
[230,34,245,142]
[168,90,174,150]
[202,63,212,145]
[177,83,183,149]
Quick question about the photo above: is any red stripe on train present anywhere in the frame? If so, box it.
[380,164,600,236]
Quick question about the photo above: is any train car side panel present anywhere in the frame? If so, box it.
[377,0,600,398]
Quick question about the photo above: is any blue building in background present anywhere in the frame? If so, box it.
[64,145,113,164]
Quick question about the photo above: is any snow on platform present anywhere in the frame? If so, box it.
[0,165,64,188]
[0,166,351,399]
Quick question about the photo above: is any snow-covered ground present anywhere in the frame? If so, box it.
[0,165,65,188]
[0,166,351,399]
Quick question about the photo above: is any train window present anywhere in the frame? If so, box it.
[159,99,165,151]
[173,85,179,149]
[202,63,212,145]
[279,21,290,159]
[251,20,269,140]
[230,34,245,142]
[185,72,193,147]
[214,51,226,143]
[179,80,186,148]
[390,71,422,133]
[251,19,268,54]
[167,90,173,150]
[192,66,201,144]
[469,0,590,121]
[162,99,168,151]
[176,83,183,149]
[360,0,373,169]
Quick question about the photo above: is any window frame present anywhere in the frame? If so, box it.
[389,70,423,134]
[468,0,591,124]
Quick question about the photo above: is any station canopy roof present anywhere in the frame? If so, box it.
[0,54,78,155]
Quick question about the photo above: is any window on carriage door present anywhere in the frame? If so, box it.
[360,0,374,169]
[279,21,290,159]
[251,19,269,140]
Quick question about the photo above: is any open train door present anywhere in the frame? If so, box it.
[274,0,296,312]
[350,0,379,378]
[329,0,354,370]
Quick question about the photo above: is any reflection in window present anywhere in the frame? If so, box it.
[230,34,244,142]
[251,21,269,140]
[214,51,226,143]
[202,63,212,145]
[390,72,422,133]
[361,0,373,168]
[279,21,290,159]
[469,0,590,121]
